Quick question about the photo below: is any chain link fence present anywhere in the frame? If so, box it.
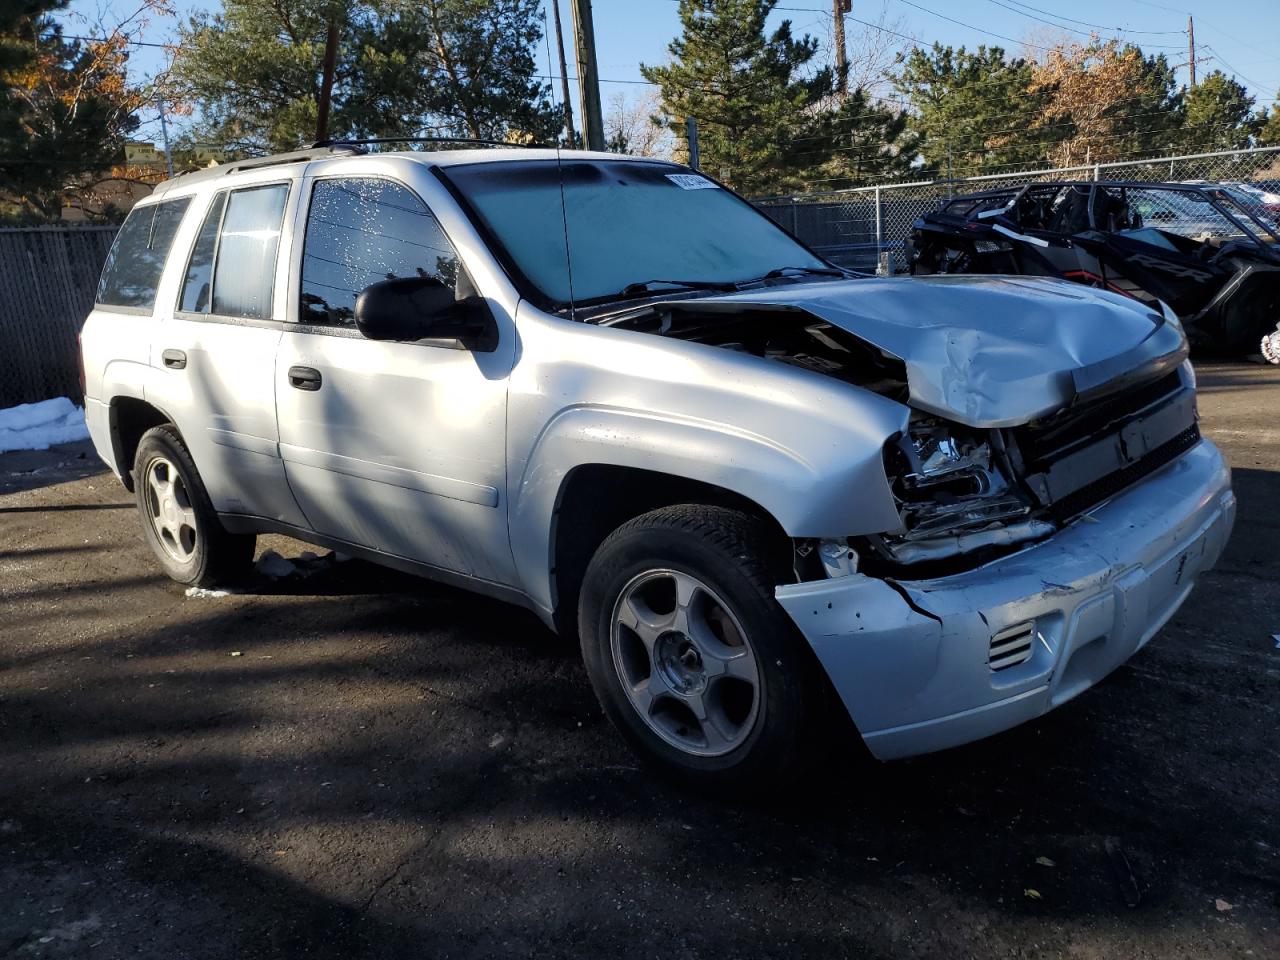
[0,225,118,409]
[755,146,1280,274]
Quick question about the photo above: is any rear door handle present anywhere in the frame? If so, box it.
[161,349,186,370]
[288,365,322,391]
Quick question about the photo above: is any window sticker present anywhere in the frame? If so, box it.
[665,173,719,190]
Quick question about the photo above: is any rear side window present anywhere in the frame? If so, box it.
[179,183,289,320]
[300,177,460,326]
[96,197,191,310]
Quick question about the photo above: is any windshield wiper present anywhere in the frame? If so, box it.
[750,266,848,282]
[616,278,739,297]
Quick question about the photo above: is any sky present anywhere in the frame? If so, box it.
[64,0,1280,145]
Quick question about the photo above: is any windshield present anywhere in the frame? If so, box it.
[438,159,827,307]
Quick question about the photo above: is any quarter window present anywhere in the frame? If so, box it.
[179,183,289,320]
[300,177,460,326]
[96,197,191,310]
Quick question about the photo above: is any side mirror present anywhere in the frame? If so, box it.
[354,276,496,350]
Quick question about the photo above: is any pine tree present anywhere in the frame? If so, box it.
[1182,71,1261,152]
[171,0,559,155]
[641,0,832,195]
[892,44,1045,179]
[1,1,145,220]
[805,89,917,188]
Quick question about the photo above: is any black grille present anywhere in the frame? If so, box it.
[1046,424,1201,522]
[1017,371,1184,466]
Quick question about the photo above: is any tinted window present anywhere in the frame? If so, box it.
[178,184,288,319]
[213,184,288,318]
[179,192,226,313]
[300,177,460,326]
[96,197,191,309]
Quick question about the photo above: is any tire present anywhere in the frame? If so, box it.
[578,504,818,788]
[133,424,256,587]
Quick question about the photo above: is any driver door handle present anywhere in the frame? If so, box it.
[288,366,322,391]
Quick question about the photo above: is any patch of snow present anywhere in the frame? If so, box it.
[185,586,231,598]
[0,397,90,453]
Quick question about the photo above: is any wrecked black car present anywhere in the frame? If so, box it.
[908,181,1280,355]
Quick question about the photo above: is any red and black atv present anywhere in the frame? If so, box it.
[909,180,1280,356]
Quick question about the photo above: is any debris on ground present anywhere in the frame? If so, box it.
[0,397,89,453]
[1215,898,1234,912]
[185,586,232,599]
[1105,837,1142,908]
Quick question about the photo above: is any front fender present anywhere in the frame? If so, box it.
[509,403,906,615]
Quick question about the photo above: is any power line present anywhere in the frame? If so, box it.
[895,0,1183,52]
[994,0,1185,35]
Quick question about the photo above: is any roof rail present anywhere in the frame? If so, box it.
[222,144,367,171]
[153,144,365,192]
[311,136,550,150]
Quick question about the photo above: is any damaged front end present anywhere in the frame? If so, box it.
[863,364,1200,573]
[870,419,1053,567]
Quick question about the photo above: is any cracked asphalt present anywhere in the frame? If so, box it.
[1,361,1277,959]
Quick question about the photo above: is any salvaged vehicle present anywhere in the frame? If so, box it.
[909,180,1280,355]
[81,145,1235,786]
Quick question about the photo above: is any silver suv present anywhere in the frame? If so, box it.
[81,145,1235,786]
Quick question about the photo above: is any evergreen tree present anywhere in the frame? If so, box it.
[641,0,832,195]
[804,88,917,188]
[171,0,559,155]
[892,44,1045,178]
[1182,71,1261,151]
[1259,104,1280,148]
[1,1,144,220]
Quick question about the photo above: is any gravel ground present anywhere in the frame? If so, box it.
[1,361,1277,959]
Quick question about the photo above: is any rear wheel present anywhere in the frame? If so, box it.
[579,505,818,788]
[134,424,255,587]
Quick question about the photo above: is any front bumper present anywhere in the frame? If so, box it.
[776,439,1235,760]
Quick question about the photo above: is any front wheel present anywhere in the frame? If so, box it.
[578,505,818,788]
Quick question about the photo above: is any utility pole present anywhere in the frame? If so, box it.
[315,18,339,142]
[1187,15,1196,88]
[569,0,605,151]
[157,98,174,179]
[833,0,850,101]
[685,117,700,170]
[550,1,576,143]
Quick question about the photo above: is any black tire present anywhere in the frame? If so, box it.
[133,424,256,587]
[578,504,818,789]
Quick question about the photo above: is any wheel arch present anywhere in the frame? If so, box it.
[543,464,792,638]
[109,396,179,492]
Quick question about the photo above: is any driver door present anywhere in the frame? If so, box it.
[274,174,517,584]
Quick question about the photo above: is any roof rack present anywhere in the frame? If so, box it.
[311,136,550,150]
[154,144,364,192]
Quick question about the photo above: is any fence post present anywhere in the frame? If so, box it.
[873,185,884,274]
[1093,164,1101,182]
[791,197,798,236]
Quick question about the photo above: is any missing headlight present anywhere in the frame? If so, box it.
[883,419,1037,551]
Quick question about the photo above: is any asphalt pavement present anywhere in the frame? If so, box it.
[1,361,1277,959]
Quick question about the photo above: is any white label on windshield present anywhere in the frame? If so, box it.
[666,173,719,190]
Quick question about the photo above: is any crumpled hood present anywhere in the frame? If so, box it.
[667,275,1189,427]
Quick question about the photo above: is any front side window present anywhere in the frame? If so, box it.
[300,177,461,326]
[179,183,289,320]
[96,197,191,309]
[439,159,826,307]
